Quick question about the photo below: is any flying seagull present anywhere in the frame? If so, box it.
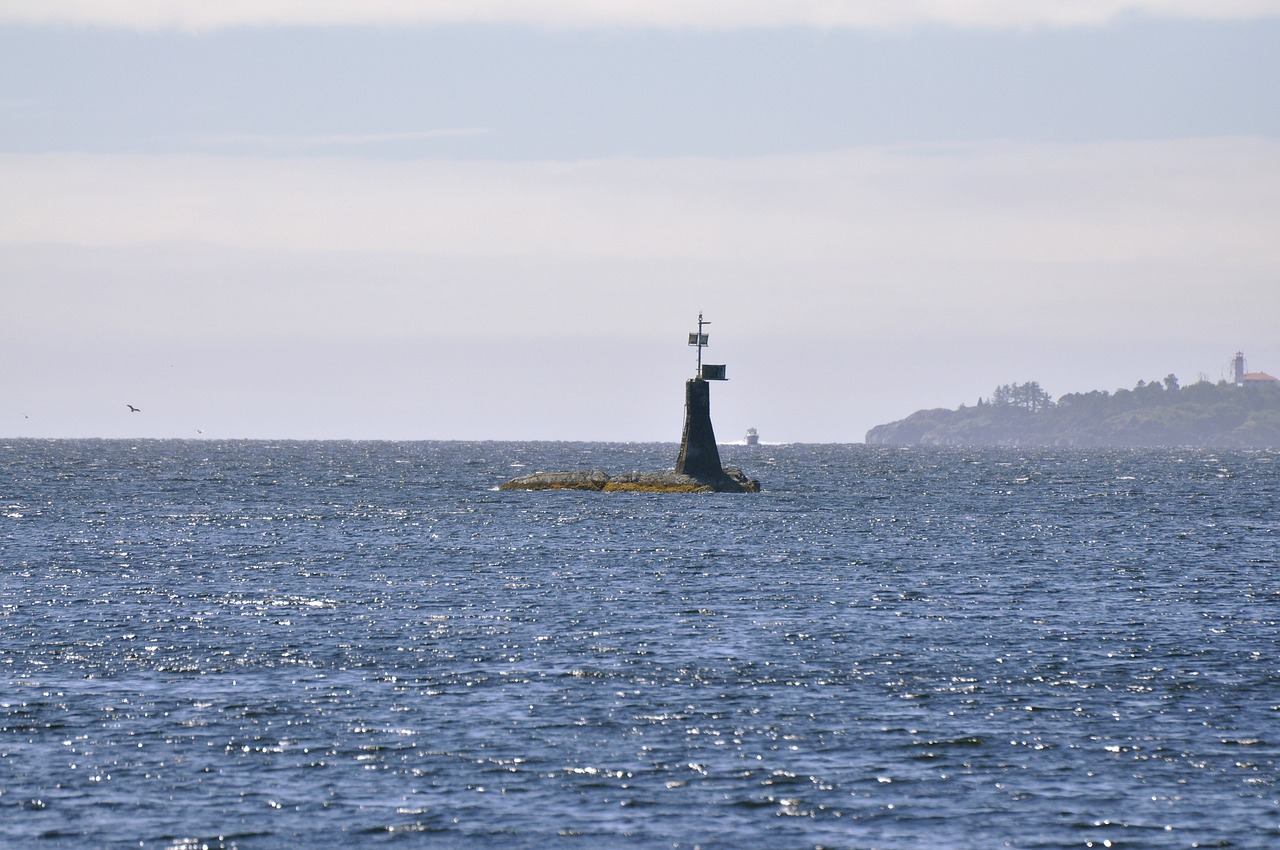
[127,404,141,413]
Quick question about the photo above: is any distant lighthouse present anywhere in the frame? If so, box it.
[1231,350,1280,388]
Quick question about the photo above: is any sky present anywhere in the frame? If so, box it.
[3,2,1279,442]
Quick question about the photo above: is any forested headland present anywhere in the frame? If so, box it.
[865,376,1280,448]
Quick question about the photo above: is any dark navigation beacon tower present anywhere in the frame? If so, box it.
[675,312,729,479]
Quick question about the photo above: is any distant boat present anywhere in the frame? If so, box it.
[745,427,759,447]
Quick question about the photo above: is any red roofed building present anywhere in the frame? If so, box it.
[1232,351,1280,387]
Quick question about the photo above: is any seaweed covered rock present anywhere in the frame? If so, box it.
[499,467,759,493]
[497,471,612,491]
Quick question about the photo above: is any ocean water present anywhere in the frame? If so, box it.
[1,439,1277,849]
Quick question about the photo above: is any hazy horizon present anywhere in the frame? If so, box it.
[5,3,1279,443]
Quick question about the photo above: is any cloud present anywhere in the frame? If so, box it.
[4,139,1279,269]
[2,0,1277,31]
[199,129,490,150]
[6,139,1279,440]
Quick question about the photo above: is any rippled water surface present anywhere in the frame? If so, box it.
[2,440,1278,848]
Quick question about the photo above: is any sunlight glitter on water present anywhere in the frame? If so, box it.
[1,440,1277,848]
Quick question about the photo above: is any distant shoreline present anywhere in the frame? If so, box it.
[867,377,1280,449]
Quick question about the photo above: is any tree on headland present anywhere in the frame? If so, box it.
[866,374,1280,448]
[989,381,1054,412]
